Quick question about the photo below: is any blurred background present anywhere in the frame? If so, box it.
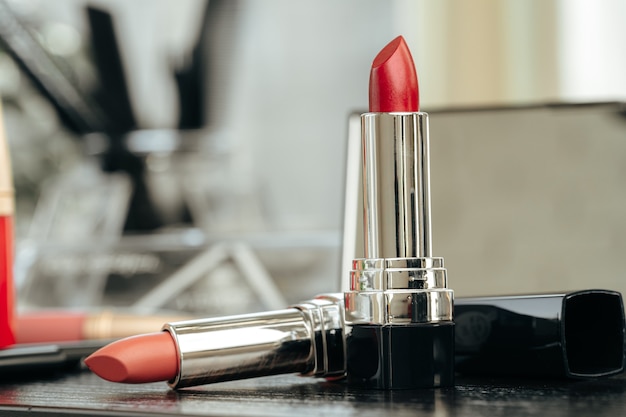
[1,0,625,317]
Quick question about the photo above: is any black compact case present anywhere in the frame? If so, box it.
[455,289,625,378]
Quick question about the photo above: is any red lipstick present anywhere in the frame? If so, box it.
[0,102,16,348]
[368,35,419,112]
[344,36,455,389]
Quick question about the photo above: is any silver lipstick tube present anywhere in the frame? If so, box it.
[344,112,455,389]
[162,294,345,389]
[361,112,432,259]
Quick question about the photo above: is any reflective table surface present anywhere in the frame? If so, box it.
[0,369,625,416]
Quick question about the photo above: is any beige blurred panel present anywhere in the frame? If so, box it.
[408,0,560,107]
[430,104,626,297]
[444,0,506,105]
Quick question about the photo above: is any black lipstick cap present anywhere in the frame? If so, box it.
[454,289,625,378]
[346,322,455,389]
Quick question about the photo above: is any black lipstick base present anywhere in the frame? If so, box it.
[346,322,455,389]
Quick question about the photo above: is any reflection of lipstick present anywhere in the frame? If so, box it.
[14,311,193,344]
[343,36,455,389]
[0,102,16,348]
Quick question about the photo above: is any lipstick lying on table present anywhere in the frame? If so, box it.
[85,295,346,388]
[343,35,454,389]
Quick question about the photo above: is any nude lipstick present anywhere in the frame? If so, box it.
[343,36,454,389]
[0,101,16,348]
[85,295,345,388]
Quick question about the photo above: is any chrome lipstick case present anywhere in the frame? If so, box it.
[163,294,346,389]
[344,112,455,389]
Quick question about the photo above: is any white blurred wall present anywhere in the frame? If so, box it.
[10,0,626,296]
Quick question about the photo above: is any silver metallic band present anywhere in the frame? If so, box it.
[345,287,454,325]
[350,257,446,292]
[345,256,453,325]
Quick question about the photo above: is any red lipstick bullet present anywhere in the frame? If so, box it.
[369,35,419,112]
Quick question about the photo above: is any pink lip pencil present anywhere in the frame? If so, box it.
[14,311,193,344]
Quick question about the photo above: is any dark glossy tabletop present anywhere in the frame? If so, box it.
[0,369,625,417]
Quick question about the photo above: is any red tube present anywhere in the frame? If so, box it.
[0,215,15,347]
